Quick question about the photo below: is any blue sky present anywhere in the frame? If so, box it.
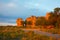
[0,0,60,25]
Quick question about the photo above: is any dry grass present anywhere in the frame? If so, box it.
[0,26,60,40]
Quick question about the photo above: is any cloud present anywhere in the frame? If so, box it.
[0,18,16,26]
[0,18,16,23]
[24,2,40,9]
[0,22,16,26]
[35,3,40,7]
[0,2,20,15]
[6,2,16,8]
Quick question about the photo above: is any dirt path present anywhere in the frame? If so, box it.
[21,28,60,39]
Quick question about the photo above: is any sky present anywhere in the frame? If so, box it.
[0,0,60,25]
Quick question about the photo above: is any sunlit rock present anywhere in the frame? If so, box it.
[16,18,24,27]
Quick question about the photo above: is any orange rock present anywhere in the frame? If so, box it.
[45,12,51,20]
[26,16,36,28]
[16,18,23,27]
[47,25,54,29]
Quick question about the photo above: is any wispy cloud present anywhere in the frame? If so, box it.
[6,2,17,8]
[24,2,40,9]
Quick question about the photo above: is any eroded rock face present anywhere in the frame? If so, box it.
[45,12,51,20]
[46,25,54,29]
[16,18,24,27]
[26,16,36,28]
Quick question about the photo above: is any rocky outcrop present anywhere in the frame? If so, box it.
[16,18,24,27]
[25,16,36,28]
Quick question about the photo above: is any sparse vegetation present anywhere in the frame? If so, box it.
[0,26,60,40]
